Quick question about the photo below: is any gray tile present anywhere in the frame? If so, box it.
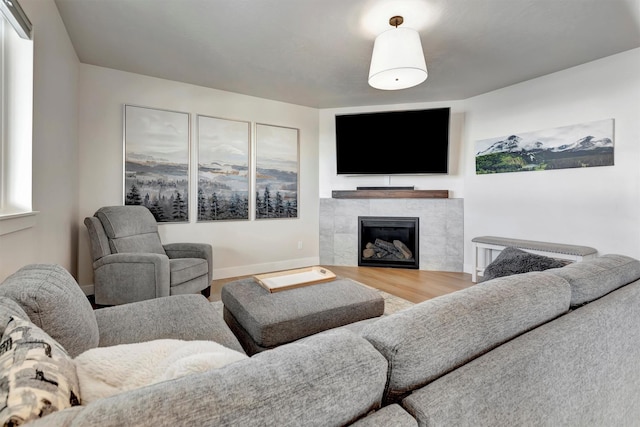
[334,233,358,266]
[370,199,408,216]
[318,198,463,271]
[335,215,358,234]
[334,199,370,216]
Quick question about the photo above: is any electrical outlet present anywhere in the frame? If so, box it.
[297,241,303,250]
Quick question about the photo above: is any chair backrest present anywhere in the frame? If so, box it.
[84,216,111,261]
[94,206,166,255]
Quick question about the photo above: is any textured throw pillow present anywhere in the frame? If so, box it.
[482,246,570,282]
[0,316,81,426]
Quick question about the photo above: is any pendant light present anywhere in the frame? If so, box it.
[368,16,427,90]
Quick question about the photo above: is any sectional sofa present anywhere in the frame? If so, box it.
[0,253,639,426]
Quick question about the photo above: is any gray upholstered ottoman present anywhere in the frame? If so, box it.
[221,277,384,355]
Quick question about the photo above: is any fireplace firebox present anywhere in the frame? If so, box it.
[358,216,419,269]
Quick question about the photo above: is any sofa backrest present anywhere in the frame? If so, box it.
[0,264,99,357]
[95,206,166,255]
[547,253,640,307]
[49,330,389,427]
[402,276,640,426]
[361,271,571,403]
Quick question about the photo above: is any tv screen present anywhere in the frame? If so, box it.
[335,107,450,175]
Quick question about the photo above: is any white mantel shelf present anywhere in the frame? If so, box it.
[331,190,449,199]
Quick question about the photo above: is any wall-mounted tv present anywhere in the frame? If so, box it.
[335,107,450,175]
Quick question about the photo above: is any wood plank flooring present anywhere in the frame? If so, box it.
[210,266,474,303]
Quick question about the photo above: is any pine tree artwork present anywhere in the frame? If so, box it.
[124,105,190,222]
[197,115,250,221]
[255,124,299,219]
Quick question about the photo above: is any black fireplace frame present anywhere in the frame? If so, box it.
[358,216,419,269]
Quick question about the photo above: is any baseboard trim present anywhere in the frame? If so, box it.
[81,257,322,293]
[212,257,321,280]
[463,263,474,275]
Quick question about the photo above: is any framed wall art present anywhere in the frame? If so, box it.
[123,105,190,222]
[197,115,250,221]
[475,118,614,174]
[255,123,299,219]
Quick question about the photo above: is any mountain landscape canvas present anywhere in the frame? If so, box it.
[124,105,190,222]
[255,124,299,219]
[475,119,614,174]
[197,115,250,221]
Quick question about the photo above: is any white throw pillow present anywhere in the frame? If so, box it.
[74,339,247,404]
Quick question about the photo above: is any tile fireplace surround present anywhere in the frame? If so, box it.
[320,197,463,271]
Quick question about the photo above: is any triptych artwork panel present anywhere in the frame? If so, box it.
[123,105,299,222]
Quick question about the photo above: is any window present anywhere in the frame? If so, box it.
[0,0,35,236]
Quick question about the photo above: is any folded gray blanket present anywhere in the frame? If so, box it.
[481,246,569,282]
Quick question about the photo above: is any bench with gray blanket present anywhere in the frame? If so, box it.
[471,235,597,282]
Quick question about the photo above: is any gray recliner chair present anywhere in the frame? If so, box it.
[84,205,213,306]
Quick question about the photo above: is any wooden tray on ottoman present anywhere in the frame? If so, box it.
[253,266,336,293]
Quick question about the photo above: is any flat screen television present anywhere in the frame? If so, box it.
[335,107,450,175]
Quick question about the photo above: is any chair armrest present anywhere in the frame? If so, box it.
[163,242,213,282]
[93,253,170,304]
[94,294,244,353]
[93,252,169,268]
[163,242,211,259]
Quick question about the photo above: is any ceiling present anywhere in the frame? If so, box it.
[53,0,640,109]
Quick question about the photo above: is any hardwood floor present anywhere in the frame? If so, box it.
[210,266,474,303]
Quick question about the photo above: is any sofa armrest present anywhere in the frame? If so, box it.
[94,294,244,353]
[163,242,213,283]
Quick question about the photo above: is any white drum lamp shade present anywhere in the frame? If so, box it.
[368,26,428,90]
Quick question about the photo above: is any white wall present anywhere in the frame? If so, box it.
[463,48,640,272]
[77,65,320,286]
[0,0,79,281]
[318,101,467,199]
[318,49,640,275]
[2,4,636,284]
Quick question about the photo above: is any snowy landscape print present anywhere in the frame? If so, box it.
[255,124,299,219]
[124,105,190,222]
[197,116,250,221]
[475,119,614,174]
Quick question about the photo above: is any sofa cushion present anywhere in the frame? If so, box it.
[361,271,571,403]
[481,246,570,282]
[0,317,80,425]
[94,295,245,354]
[350,403,418,426]
[0,264,100,357]
[65,330,388,426]
[547,254,640,307]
